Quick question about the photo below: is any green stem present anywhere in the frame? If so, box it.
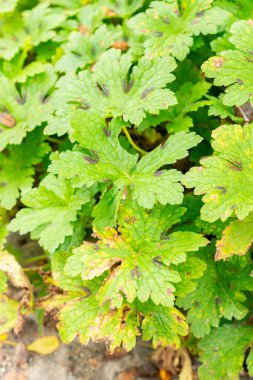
[21,254,48,264]
[122,126,147,156]
[45,136,63,144]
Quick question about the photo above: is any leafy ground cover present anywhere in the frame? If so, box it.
[0,1,253,379]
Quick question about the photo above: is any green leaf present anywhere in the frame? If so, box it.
[216,213,253,260]
[138,81,211,132]
[99,0,145,18]
[202,19,253,107]
[0,0,18,14]
[9,174,91,253]
[0,271,8,294]
[177,245,253,338]
[128,0,229,61]
[0,14,27,60]
[23,2,67,47]
[50,114,202,227]
[199,324,253,380]
[0,130,49,210]
[57,293,102,345]
[56,25,122,74]
[64,200,207,308]
[183,124,253,222]
[0,67,56,151]
[51,252,85,292]
[45,48,177,135]
[0,3,66,60]
[0,51,46,83]
[139,301,189,349]
[207,94,242,122]
[0,210,8,250]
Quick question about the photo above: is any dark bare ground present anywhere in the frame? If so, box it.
[0,318,160,380]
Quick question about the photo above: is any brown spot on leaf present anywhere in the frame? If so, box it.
[78,24,90,36]
[104,7,117,17]
[247,19,253,27]
[0,112,16,128]
[173,313,184,323]
[112,41,129,51]
[213,57,224,68]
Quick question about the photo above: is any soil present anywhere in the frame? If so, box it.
[0,318,162,380]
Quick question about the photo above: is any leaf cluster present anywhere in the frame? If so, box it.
[0,1,252,379]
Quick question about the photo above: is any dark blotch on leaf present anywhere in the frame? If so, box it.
[153,257,163,266]
[216,186,227,194]
[96,83,109,97]
[173,313,184,323]
[79,102,90,110]
[154,31,163,37]
[123,78,135,93]
[215,297,222,305]
[162,17,170,24]
[40,94,49,104]
[154,171,163,177]
[103,127,111,137]
[237,79,244,85]
[160,142,167,150]
[196,10,205,17]
[0,182,7,187]
[141,87,154,99]
[16,95,26,105]
[131,266,141,279]
[83,155,98,164]
[160,230,169,240]
[228,161,242,171]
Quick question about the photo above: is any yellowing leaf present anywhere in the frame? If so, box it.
[0,251,30,289]
[0,333,8,341]
[216,213,253,260]
[0,296,19,335]
[26,336,60,355]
